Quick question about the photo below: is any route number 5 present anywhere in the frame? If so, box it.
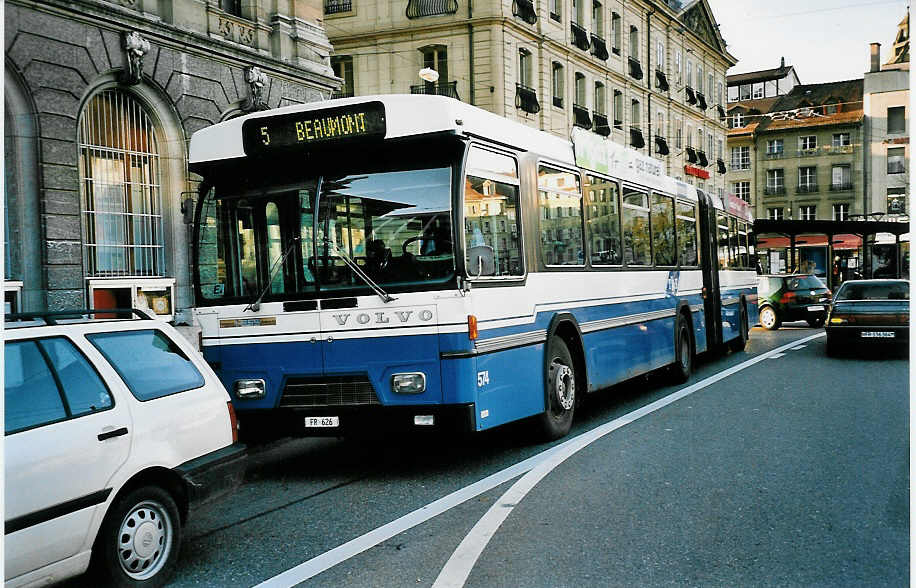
[260,126,270,145]
[477,371,490,387]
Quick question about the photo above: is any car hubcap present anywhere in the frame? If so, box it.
[117,500,172,580]
[761,309,775,328]
[680,332,690,369]
[550,360,575,412]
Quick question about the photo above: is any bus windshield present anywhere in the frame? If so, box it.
[195,145,456,303]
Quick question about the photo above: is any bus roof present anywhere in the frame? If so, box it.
[188,94,574,166]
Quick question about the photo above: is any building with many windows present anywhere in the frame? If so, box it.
[864,10,909,220]
[726,57,799,104]
[4,0,337,314]
[323,0,735,198]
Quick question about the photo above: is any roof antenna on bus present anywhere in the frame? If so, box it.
[244,237,301,313]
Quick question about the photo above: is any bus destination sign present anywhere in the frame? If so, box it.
[242,101,386,155]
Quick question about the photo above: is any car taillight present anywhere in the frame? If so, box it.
[900,314,909,325]
[227,401,239,443]
[779,291,796,303]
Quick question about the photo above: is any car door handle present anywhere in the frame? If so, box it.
[97,427,129,441]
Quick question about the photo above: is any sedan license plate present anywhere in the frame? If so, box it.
[305,416,339,428]
[807,305,825,311]
[861,331,895,338]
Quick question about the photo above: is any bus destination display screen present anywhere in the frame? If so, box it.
[242,101,386,155]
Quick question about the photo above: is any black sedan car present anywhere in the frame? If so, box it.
[825,279,909,356]
[757,274,832,330]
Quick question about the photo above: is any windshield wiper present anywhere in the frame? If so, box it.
[321,238,396,304]
[244,237,301,312]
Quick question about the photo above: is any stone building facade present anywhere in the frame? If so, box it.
[324,0,735,197]
[4,0,338,315]
[863,11,909,220]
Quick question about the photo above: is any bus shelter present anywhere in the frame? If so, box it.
[753,219,910,290]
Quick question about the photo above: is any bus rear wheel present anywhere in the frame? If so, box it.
[729,303,749,352]
[536,338,576,441]
[669,318,693,384]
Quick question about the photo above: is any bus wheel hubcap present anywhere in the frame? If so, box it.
[551,362,575,411]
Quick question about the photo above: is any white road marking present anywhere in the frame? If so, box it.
[431,331,825,588]
[791,345,807,350]
[768,353,786,358]
[255,332,825,588]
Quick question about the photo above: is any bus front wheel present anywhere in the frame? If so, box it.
[536,337,576,440]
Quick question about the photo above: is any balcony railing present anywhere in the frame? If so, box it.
[410,81,460,100]
[630,126,645,149]
[829,182,853,192]
[796,183,819,193]
[826,144,853,154]
[798,147,819,157]
[590,34,609,60]
[628,57,643,80]
[406,0,458,18]
[593,113,611,136]
[765,150,784,159]
[512,0,537,24]
[516,83,540,114]
[331,89,354,99]
[764,186,786,195]
[324,0,352,14]
[571,22,591,50]
[573,104,592,130]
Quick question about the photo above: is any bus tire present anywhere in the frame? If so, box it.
[536,337,576,441]
[669,317,693,384]
[729,303,749,352]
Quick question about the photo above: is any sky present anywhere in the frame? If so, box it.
[707,0,910,83]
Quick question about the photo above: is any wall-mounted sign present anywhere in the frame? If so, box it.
[684,165,710,180]
[242,101,386,155]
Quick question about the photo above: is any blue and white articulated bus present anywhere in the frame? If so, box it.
[188,95,758,441]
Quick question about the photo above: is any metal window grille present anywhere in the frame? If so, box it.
[324,0,352,14]
[79,90,164,277]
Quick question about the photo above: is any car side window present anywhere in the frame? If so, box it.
[88,329,205,401]
[4,341,67,434]
[40,337,113,417]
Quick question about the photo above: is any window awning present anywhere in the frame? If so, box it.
[654,135,669,155]
[685,146,697,163]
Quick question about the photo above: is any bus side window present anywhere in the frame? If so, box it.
[585,175,621,266]
[650,193,676,266]
[728,216,739,268]
[538,165,584,267]
[464,146,523,277]
[716,212,729,270]
[622,188,651,266]
[675,200,698,266]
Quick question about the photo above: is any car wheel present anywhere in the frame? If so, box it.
[759,305,781,331]
[535,337,577,441]
[669,318,693,383]
[729,303,749,352]
[806,316,825,328]
[93,485,181,588]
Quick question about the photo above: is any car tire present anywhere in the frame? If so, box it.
[806,316,825,328]
[669,318,693,384]
[729,303,749,352]
[535,337,577,441]
[759,305,781,331]
[92,485,182,588]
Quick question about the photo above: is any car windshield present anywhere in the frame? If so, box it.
[786,275,826,290]
[836,282,909,301]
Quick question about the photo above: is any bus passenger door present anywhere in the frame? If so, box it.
[697,191,723,349]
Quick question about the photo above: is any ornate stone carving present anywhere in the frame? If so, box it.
[241,66,269,111]
[120,31,150,85]
[218,16,256,47]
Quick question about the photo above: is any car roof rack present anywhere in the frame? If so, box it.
[5,308,155,327]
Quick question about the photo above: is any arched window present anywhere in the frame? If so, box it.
[78,89,163,277]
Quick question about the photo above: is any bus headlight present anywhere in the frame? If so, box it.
[234,379,266,399]
[392,372,426,394]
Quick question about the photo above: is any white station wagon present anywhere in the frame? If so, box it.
[4,309,246,587]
